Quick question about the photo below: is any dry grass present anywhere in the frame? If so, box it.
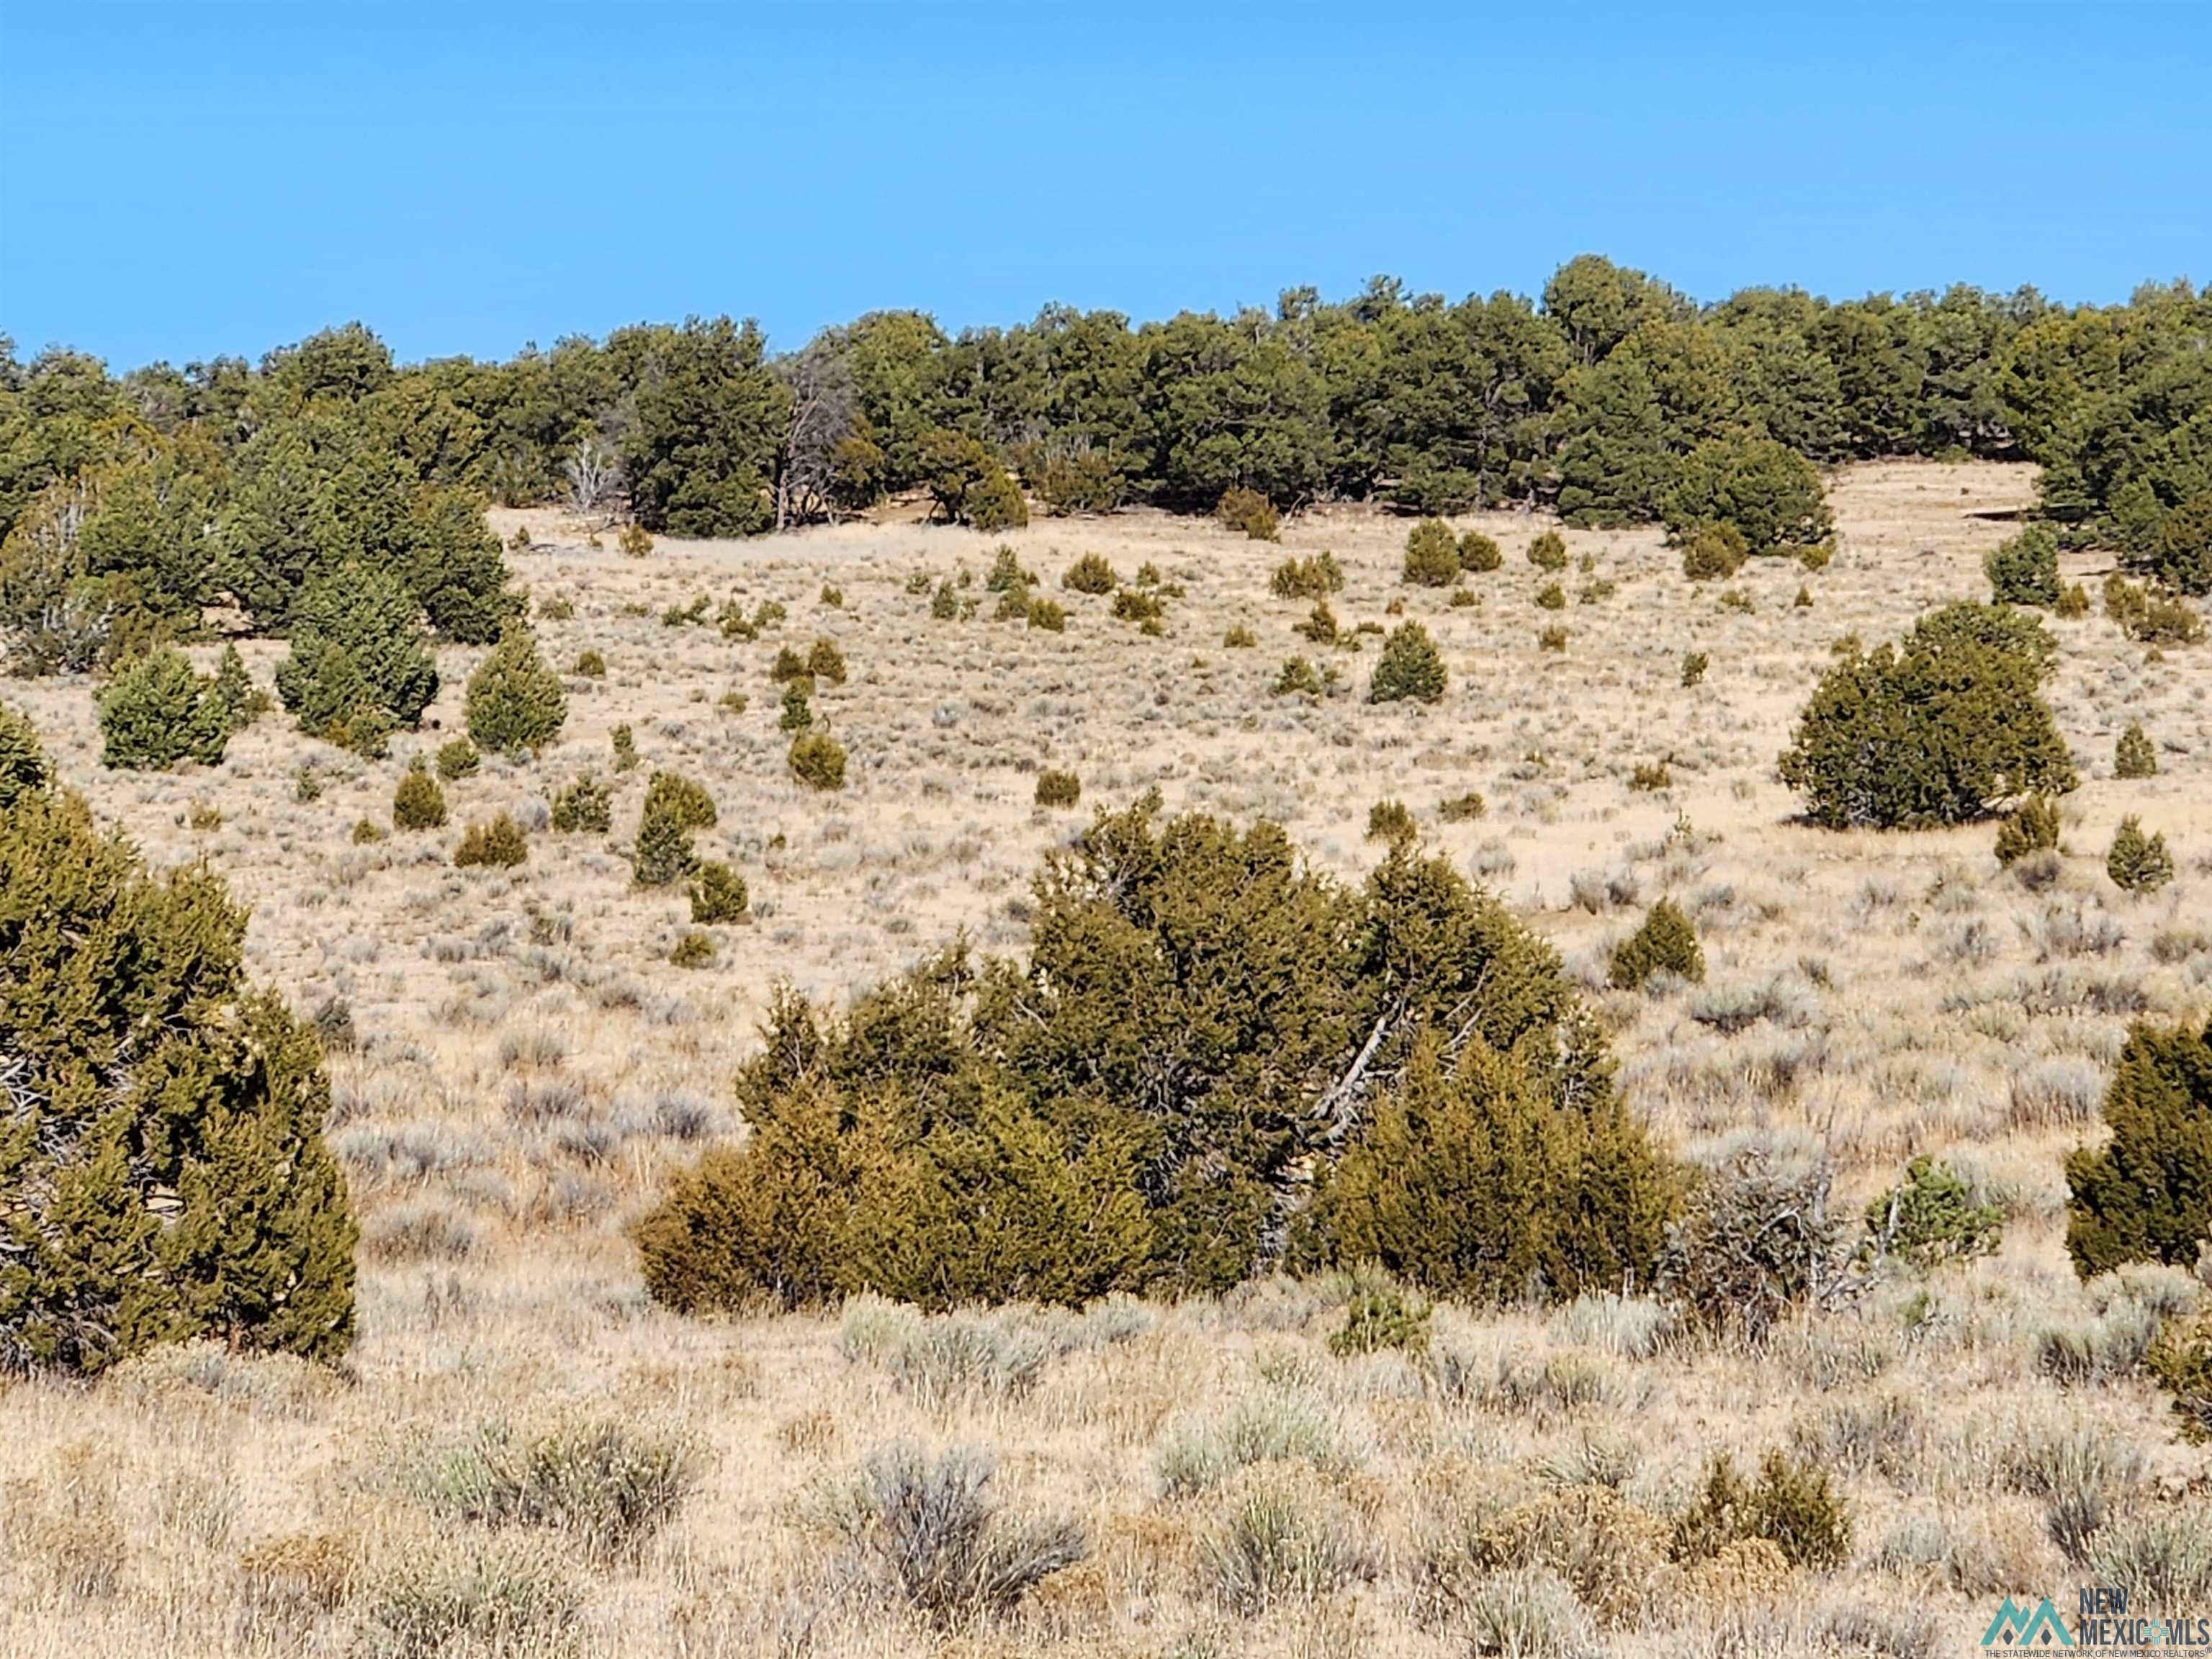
[4,459,2210,1654]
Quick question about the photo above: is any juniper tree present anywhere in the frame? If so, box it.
[98,647,228,770]
[1370,621,1447,704]
[464,624,567,757]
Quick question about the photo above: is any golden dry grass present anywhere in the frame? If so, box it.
[3,459,2209,1656]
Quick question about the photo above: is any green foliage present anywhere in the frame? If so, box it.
[0,701,50,806]
[433,737,480,781]
[920,429,1025,529]
[1438,791,1485,822]
[274,560,437,754]
[1629,758,1671,791]
[207,645,261,734]
[1681,521,1748,581]
[1402,519,1460,586]
[610,723,639,772]
[1527,530,1568,572]
[1061,553,1116,595]
[2116,721,2159,778]
[1671,1452,1851,1570]
[1538,624,1569,652]
[1994,793,2062,864]
[1223,624,1256,648]
[788,730,848,791]
[1369,621,1446,704]
[1033,769,1081,809]
[1534,581,1566,610]
[2106,816,2173,892]
[644,770,717,832]
[1273,656,1330,697]
[453,814,526,869]
[395,1415,701,1562]
[1027,595,1066,631]
[625,318,781,536]
[0,790,356,1375]
[1663,436,1833,554]
[392,761,447,831]
[2055,582,2091,619]
[98,647,228,769]
[1987,523,2062,606]
[636,801,1646,1310]
[2105,574,2207,645]
[930,579,959,620]
[1458,531,1502,572]
[1365,799,1416,848]
[670,930,716,968]
[549,775,611,835]
[2149,1311,2212,1446]
[1327,1272,1431,1357]
[688,860,748,924]
[1270,552,1343,599]
[1779,602,2077,828]
[2139,493,2212,595]
[1609,899,1704,989]
[464,625,567,757]
[1215,486,1280,541]
[1863,1156,2002,1271]
[1680,650,1709,687]
[1112,586,1165,629]
[985,546,1034,592]
[631,794,696,888]
[778,680,814,732]
[2067,1018,2212,1277]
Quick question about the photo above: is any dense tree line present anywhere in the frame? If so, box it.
[4,259,2206,673]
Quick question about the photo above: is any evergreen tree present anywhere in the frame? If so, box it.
[274,560,438,754]
[463,624,567,757]
[2067,1018,2212,1277]
[0,790,356,1374]
[0,701,51,806]
[1370,621,1447,704]
[98,647,228,769]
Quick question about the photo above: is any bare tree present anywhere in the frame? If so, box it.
[773,336,858,531]
[562,431,619,520]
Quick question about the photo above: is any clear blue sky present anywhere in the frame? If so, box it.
[4,1,2207,369]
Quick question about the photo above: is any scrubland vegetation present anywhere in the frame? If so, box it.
[1,263,2211,1656]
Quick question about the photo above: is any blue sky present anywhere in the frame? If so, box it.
[4,1,2207,369]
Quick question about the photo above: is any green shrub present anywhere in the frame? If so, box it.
[572,649,606,678]
[930,579,960,620]
[454,814,527,869]
[2105,575,2207,644]
[1681,522,1748,582]
[1273,656,1329,697]
[1538,624,1568,652]
[2067,1017,2212,1277]
[0,702,52,806]
[611,723,639,772]
[1527,530,1568,572]
[1034,769,1081,809]
[1534,581,1566,611]
[434,737,480,781]
[1327,1272,1431,1357]
[1671,1451,1851,1570]
[966,469,1028,532]
[1987,524,2062,606]
[618,523,652,557]
[1365,799,1416,848]
[1270,552,1344,599]
[1459,531,1502,573]
[637,800,1653,1310]
[631,796,696,888]
[274,561,439,755]
[778,680,814,731]
[1863,1156,2002,1271]
[464,626,567,757]
[98,647,228,769]
[1779,603,2076,828]
[1609,899,1703,989]
[1370,621,1446,704]
[2149,1311,2212,1445]
[806,638,848,684]
[1223,623,1257,648]
[2107,816,2173,892]
[1294,600,1339,644]
[351,817,385,845]
[0,791,356,1374]
[1994,793,2062,865]
[2116,722,2159,778]
[392,761,448,831]
[689,860,748,923]
[1402,520,1460,586]
[1438,791,1485,822]
[1662,436,1833,554]
[1629,758,1671,791]
[788,730,848,791]
[1215,486,1280,541]
[549,775,611,835]
[1061,553,1116,595]
[670,930,716,968]
[1112,587,1165,630]
[540,595,575,619]
[2136,492,2212,595]
[1680,651,1709,687]
[986,546,1035,592]
[644,770,717,832]
[2055,582,2092,619]
[1027,596,1066,631]
[207,644,263,734]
